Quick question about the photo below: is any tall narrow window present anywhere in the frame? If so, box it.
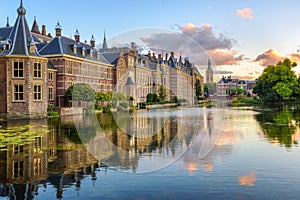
[13,61,24,78]
[13,85,24,101]
[34,63,42,78]
[48,87,54,100]
[34,85,42,101]
[48,72,53,81]
[67,61,73,74]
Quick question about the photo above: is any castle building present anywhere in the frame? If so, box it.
[0,0,48,118]
[0,0,204,117]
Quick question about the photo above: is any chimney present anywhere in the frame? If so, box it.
[158,54,162,61]
[74,29,80,42]
[131,42,137,51]
[152,52,156,60]
[90,35,95,47]
[55,21,62,37]
[171,52,174,57]
[42,25,46,36]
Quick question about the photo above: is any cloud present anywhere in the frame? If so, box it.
[140,23,243,66]
[210,49,244,65]
[213,70,233,75]
[254,49,284,66]
[236,8,254,20]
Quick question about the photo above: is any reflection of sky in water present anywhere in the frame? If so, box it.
[2,106,300,199]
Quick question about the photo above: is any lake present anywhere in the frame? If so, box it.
[1,103,300,200]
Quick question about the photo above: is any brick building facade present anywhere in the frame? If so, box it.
[0,1,204,118]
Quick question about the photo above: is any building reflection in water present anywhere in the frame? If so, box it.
[74,108,205,173]
[0,107,230,198]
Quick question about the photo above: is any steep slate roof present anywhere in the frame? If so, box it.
[31,17,40,34]
[102,31,108,50]
[0,27,13,41]
[101,52,121,65]
[39,36,110,64]
[47,61,56,70]
[207,59,213,71]
[1,0,40,56]
[168,56,177,68]
[126,77,135,85]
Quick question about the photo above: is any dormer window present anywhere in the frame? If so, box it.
[82,47,86,56]
[5,39,11,51]
[73,43,77,54]
[89,49,94,58]
[29,40,35,53]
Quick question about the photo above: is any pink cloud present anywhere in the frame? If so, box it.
[236,8,255,20]
[254,49,284,66]
[210,49,244,65]
[140,23,244,66]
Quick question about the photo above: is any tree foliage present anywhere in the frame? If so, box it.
[158,85,168,102]
[95,92,112,102]
[111,92,128,110]
[146,93,159,103]
[64,83,95,102]
[195,79,202,100]
[253,59,300,103]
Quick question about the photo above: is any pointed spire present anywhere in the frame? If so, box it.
[74,28,80,36]
[31,16,41,34]
[7,0,40,56]
[17,0,26,15]
[102,30,108,50]
[207,58,212,71]
[179,52,183,64]
[55,20,62,29]
[6,17,10,27]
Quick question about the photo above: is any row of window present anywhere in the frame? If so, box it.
[13,62,55,81]
[13,62,45,79]
[13,85,54,101]
[66,61,112,79]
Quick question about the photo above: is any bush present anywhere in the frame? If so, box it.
[146,93,159,103]
[103,105,112,113]
[172,96,179,103]
[47,111,60,116]
[95,104,103,110]
[232,97,239,104]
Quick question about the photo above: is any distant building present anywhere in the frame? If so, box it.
[206,59,213,83]
[216,76,256,96]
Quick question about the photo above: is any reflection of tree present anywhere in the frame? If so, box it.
[255,106,300,148]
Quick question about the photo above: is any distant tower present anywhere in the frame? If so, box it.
[102,30,108,50]
[6,17,10,27]
[206,59,213,83]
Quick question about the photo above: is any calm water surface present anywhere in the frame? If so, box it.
[1,104,300,200]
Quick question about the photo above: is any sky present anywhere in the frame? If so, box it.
[2,0,300,80]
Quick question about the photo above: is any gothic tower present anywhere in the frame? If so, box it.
[206,59,213,83]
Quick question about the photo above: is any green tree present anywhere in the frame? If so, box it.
[195,79,202,100]
[253,58,299,103]
[95,92,112,102]
[158,85,168,102]
[64,83,95,105]
[111,92,128,110]
[146,93,159,103]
